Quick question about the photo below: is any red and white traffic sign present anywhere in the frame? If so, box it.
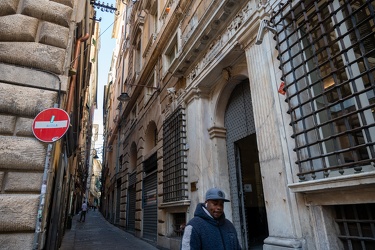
[32,108,70,143]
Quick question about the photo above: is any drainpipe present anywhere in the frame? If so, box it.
[66,33,90,114]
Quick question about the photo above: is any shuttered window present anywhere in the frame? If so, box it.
[142,153,158,241]
[127,172,136,232]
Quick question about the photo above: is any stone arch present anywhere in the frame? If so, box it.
[207,62,249,222]
[214,64,249,128]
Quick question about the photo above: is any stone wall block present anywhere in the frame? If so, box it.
[0,233,34,249]
[51,0,74,8]
[158,209,166,222]
[0,14,39,42]
[15,117,34,137]
[0,83,57,117]
[135,220,141,230]
[0,115,16,135]
[0,63,68,93]
[0,194,39,232]
[0,136,46,171]
[0,0,19,16]
[0,42,66,74]
[136,191,143,201]
[22,0,73,27]
[0,172,4,191]
[5,172,43,192]
[40,21,70,49]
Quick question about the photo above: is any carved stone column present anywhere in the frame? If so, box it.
[242,23,306,250]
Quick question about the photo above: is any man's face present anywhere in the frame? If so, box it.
[206,199,224,219]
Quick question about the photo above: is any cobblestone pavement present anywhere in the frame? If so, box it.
[59,210,158,250]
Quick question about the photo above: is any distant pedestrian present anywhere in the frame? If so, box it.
[87,201,90,213]
[181,187,241,250]
[79,201,88,222]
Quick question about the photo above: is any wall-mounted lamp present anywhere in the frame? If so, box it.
[117,84,159,102]
[117,93,131,102]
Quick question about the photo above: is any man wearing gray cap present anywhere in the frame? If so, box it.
[181,188,241,250]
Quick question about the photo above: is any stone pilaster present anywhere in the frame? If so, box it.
[245,32,305,249]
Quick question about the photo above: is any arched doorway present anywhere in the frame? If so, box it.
[224,80,269,249]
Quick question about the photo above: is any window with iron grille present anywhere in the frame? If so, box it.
[172,213,186,238]
[334,203,375,249]
[272,0,375,181]
[162,106,188,202]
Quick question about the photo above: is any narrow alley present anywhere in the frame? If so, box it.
[59,210,158,250]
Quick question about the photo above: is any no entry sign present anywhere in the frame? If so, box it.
[32,108,70,143]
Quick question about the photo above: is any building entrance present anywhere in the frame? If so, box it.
[224,80,269,249]
[235,134,268,249]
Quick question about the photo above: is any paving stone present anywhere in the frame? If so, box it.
[60,211,158,250]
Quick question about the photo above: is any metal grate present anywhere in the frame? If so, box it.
[127,172,136,232]
[172,213,186,238]
[335,203,375,249]
[143,171,157,241]
[272,0,375,181]
[162,106,188,202]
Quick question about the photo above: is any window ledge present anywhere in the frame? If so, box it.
[160,200,190,209]
[288,171,375,193]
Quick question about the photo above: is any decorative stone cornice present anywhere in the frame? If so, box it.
[288,171,375,194]
[171,0,247,78]
[184,1,255,85]
[237,3,272,50]
[160,200,191,209]
[183,87,210,106]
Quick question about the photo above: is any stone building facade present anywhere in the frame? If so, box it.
[0,0,98,249]
[102,0,375,249]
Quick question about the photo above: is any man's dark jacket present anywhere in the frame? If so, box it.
[181,203,241,250]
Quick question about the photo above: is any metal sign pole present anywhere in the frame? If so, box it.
[33,143,53,250]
